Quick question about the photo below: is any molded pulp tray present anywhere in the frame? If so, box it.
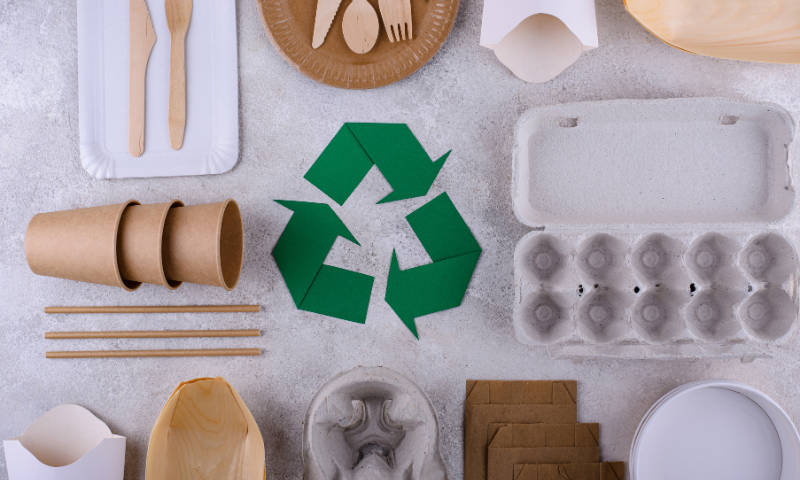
[512,98,800,360]
[77,0,239,178]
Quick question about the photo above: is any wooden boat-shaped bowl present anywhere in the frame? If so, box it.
[625,0,800,63]
[145,377,265,480]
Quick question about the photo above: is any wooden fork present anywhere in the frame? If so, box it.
[166,0,192,150]
[378,0,412,42]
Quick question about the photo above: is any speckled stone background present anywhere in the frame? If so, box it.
[2,0,800,479]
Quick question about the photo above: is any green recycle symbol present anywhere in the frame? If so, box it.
[273,123,481,338]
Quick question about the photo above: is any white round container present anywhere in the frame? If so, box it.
[630,380,800,480]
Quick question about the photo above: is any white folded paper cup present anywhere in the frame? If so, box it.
[4,405,126,480]
[480,0,598,83]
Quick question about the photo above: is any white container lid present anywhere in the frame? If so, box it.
[631,380,800,480]
[513,99,795,228]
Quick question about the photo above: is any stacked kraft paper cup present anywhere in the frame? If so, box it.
[23,200,243,291]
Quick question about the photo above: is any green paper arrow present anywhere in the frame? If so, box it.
[281,126,480,338]
[273,200,374,323]
[386,251,481,338]
[406,192,482,261]
[303,127,375,206]
[304,124,449,206]
[300,265,374,324]
[385,192,482,337]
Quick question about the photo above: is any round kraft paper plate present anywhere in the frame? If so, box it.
[631,381,800,480]
[257,0,459,89]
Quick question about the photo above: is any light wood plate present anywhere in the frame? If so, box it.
[625,0,800,64]
[258,0,460,89]
[145,378,265,480]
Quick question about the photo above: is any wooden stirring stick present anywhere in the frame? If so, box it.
[47,348,260,359]
[45,305,260,314]
[165,0,193,149]
[46,330,260,339]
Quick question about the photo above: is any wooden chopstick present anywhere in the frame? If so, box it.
[44,305,260,314]
[45,330,260,339]
[46,348,261,358]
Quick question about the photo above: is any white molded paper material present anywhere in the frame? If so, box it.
[4,404,126,480]
[304,367,448,480]
[512,98,800,361]
[480,0,598,83]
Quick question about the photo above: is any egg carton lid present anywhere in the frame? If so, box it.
[512,98,797,232]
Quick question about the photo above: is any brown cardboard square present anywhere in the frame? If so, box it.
[465,381,577,480]
[488,423,599,448]
[488,423,600,480]
[489,423,600,448]
[489,447,600,480]
[488,423,545,448]
[575,423,600,446]
[513,462,626,480]
[467,380,577,406]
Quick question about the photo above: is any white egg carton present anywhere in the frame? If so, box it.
[512,98,799,360]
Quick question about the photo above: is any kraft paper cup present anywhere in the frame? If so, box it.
[25,201,141,291]
[117,200,184,290]
[162,199,243,290]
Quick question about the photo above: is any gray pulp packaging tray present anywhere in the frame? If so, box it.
[512,98,799,360]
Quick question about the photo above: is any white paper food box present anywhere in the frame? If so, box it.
[480,0,598,83]
[4,404,126,480]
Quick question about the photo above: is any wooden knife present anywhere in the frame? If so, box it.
[312,0,344,48]
[128,0,156,157]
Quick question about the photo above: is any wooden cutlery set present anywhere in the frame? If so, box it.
[129,0,192,157]
[313,0,412,54]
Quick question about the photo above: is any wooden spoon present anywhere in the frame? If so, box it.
[342,0,379,54]
[165,0,192,150]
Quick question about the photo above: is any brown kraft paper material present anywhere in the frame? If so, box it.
[487,423,600,480]
[257,0,459,90]
[513,462,625,480]
[465,381,578,480]
[117,200,184,289]
[162,199,244,290]
[25,200,141,291]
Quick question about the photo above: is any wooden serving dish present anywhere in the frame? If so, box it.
[258,0,460,89]
[146,377,265,480]
[625,0,800,64]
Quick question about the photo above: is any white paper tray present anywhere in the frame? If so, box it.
[78,0,239,178]
[513,99,794,227]
[512,98,800,360]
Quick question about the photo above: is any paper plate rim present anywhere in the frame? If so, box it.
[630,380,800,480]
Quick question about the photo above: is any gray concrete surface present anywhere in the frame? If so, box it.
[2,0,800,478]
